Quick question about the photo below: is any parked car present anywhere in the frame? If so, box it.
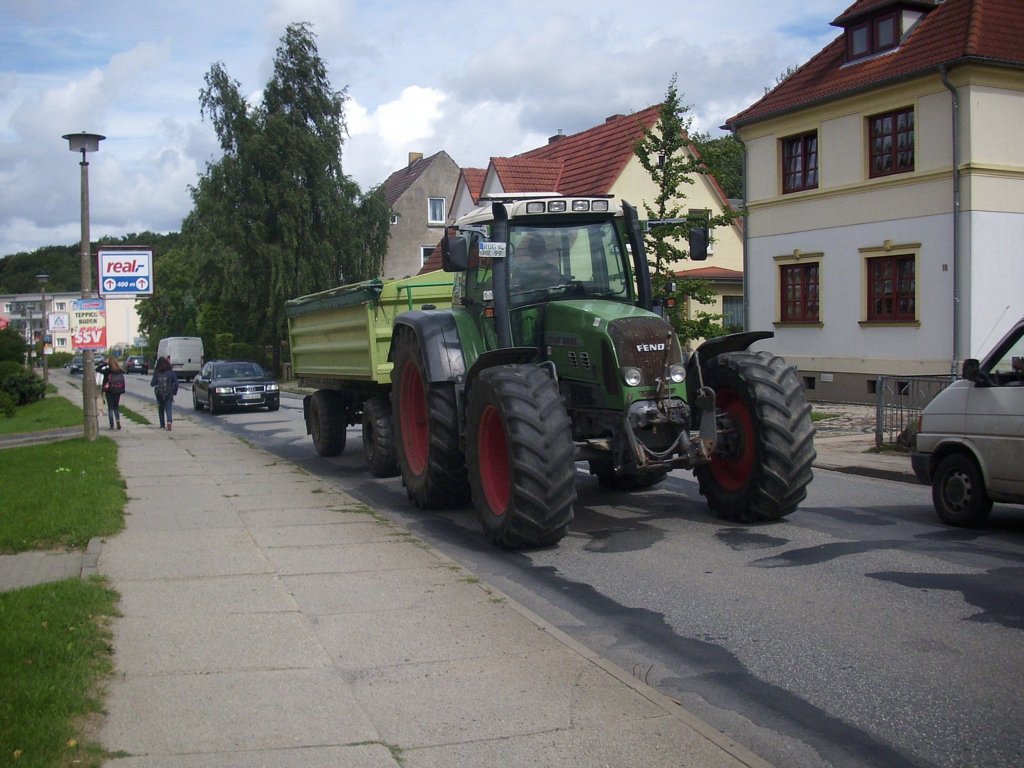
[124,355,149,374]
[192,360,280,414]
[913,316,1024,526]
[68,354,84,374]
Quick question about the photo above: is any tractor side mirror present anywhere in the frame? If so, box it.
[441,235,469,272]
[689,227,708,261]
[961,358,980,382]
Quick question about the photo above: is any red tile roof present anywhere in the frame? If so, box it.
[675,266,743,281]
[511,107,662,195]
[460,168,487,204]
[490,156,564,192]
[728,0,1024,127]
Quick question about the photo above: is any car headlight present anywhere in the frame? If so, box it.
[669,364,686,383]
[622,367,643,387]
[266,383,279,391]
[214,386,233,394]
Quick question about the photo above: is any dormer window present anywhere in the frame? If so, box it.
[847,11,900,61]
[834,1,934,64]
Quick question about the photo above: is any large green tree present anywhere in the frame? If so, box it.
[188,22,389,370]
[634,76,740,344]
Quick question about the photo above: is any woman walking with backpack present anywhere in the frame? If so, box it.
[99,356,126,430]
[151,356,179,431]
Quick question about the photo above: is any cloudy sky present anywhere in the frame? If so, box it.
[0,0,851,257]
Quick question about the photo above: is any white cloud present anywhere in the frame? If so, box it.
[0,0,852,256]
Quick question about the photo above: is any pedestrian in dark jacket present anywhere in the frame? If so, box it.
[150,356,179,431]
[98,356,126,430]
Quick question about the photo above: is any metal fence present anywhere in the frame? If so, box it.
[875,374,956,449]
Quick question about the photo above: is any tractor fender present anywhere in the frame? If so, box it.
[391,311,466,385]
[686,330,775,403]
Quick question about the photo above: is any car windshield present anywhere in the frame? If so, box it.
[215,363,263,379]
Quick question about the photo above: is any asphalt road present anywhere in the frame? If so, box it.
[126,378,1024,768]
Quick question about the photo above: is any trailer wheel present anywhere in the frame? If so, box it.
[694,351,815,522]
[362,396,399,478]
[932,453,992,527]
[467,365,576,548]
[309,390,347,457]
[391,327,469,508]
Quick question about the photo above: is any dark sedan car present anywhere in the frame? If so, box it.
[68,354,84,374]
[192,360,280,414]
[124,355,149,374]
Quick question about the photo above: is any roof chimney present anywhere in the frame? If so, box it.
[605,114,624,123]
[408,152,423,167]
[548,129,565,145]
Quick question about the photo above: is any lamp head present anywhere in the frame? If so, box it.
[62,132,105,153]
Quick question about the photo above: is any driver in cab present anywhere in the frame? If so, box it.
[512,233,561,292]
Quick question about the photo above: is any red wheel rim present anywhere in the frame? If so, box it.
[710,389,755,492]
[478,405,510,514]
[399,362,428,475]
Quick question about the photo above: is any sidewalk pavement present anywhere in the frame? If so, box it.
[0,379,914,766]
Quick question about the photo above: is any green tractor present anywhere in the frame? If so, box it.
[389,195,815,548]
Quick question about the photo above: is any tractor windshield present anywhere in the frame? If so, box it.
[507,221,633,307]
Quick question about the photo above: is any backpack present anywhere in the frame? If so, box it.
[155,371,174,399]
[107,372,126,394]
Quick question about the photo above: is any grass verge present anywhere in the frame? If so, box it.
[0,439,125,553]
[0,578,119,768]
[0,396,82,434]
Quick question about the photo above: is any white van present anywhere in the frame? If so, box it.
[913,317,1024,526]
[157,336,204,381]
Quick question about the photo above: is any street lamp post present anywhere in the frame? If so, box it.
[63,131,105,441]
[36,273,49,386]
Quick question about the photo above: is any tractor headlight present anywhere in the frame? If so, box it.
[622,367,643,387]
[669,364,686,383]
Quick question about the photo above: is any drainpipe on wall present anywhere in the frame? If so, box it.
[940,65,962,375]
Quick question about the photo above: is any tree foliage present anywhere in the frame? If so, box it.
[691,133,744,200]
[634,75,740,344]
[185,22,389,370]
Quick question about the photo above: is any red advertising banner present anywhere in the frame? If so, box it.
[71,298,107,350]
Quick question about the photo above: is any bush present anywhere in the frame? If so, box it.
[0,327,27,364]
[0,389,15,417]
[0,367,46,406]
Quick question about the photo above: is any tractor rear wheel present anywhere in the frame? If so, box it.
[362,395,399,478]
[391,327,469,508]
[694,350,815,522]
[467,364,576,548]
[309,390,347,457]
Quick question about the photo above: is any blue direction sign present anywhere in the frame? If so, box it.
[98,248,154,297]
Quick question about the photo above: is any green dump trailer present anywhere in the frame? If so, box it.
[285,271,454,476]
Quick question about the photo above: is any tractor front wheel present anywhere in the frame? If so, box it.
[694,351,815,522]
[467,365,576,548]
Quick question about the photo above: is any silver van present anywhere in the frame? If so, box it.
[913,317,1024,526]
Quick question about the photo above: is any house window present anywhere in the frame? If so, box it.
[847,11,900,61]
[869,107,914,178]
[722,296,743,333]
[390,214,399,225]
[420,246,435,266]
[867,254,915,322]
[782,132,818,193]
[428,198,445,225]
[780,262,819,323]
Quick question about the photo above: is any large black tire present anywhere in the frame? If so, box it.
[390,327,469,508]
[192,387,204,411]
[693,350,815,522]
[362,396,399,478]
[466,365,576,548]
[309,390,347,457]
[932,453,993,527]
